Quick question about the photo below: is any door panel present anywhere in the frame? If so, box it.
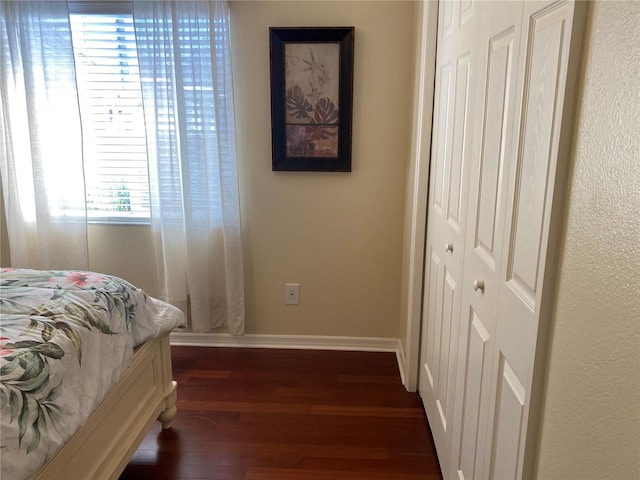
[450,2,523,479]
[459,0,473,26]
[441,1,454,39]
[489,356,527,480]
[447,54,472,232]
[456,308,490,480]
[423,249,442,389]
[487,2,579,478]
[436,269,457,428]
[418,2,478,477]
[507,5,568,307]
[474,28,516,270]
[432,63,453,214]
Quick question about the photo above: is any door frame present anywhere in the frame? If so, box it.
[401,0,438,392]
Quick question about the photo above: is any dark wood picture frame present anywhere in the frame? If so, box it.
[269,27,354,172]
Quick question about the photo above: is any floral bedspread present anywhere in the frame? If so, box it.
[0,268,185,479]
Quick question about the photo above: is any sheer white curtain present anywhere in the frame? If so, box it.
[0,1,88,270]
[133,1,244,334]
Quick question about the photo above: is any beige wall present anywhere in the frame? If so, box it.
[87,1,417,339]
[535,1,640,478]
[87,224,157,295]
[1,1,415,338]
[231,1,416,336]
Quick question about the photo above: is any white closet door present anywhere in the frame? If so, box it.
[418,1,584,478]
[483,2,582,478]
[417,2,478,476]
[449,2,524,479]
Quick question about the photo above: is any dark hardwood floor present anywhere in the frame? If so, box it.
[120,346,443,480]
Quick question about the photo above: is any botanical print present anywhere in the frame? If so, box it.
[0,269,185,480]
[0,271,122,455]
[285,42,340,158]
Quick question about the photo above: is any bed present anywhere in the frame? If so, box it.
[0,268,185,479]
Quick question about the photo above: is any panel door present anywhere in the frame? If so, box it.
[479,2,581,478]
[418,1,478,476]
[448,2,524,479]
[418,1,583,479]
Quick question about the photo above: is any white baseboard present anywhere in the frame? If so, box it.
[170,332,406,385]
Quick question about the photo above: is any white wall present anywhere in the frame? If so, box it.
[535,1,640,478]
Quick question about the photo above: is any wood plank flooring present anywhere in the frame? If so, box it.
[119,346,443,480]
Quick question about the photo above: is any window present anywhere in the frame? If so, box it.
[70,4,150,222]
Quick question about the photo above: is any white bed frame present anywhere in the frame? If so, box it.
[32,332,177,480]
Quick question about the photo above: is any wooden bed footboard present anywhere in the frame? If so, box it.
[32,333,177,480]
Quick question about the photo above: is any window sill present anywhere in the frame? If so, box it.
[88,217,151,226]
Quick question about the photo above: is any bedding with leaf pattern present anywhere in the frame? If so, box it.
[0,268,185,479]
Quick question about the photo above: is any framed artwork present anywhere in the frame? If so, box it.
[269,27,354,172]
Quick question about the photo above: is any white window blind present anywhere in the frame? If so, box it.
[70,10,150,221]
